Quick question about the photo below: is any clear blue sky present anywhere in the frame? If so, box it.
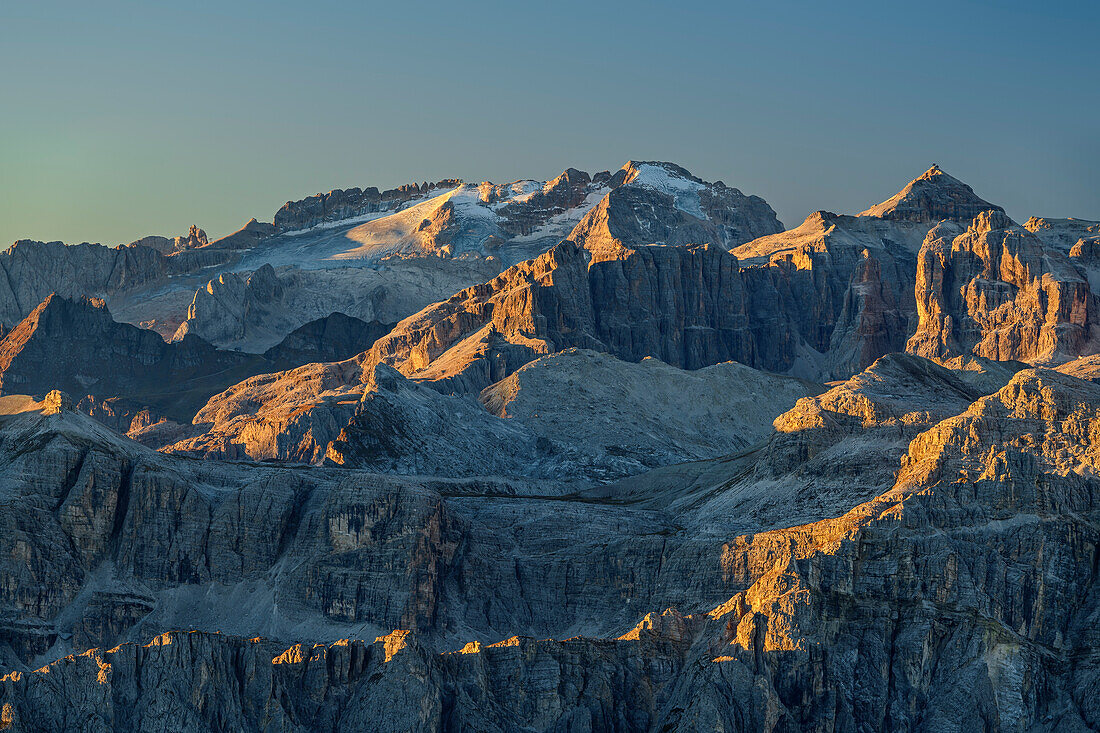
[2,0,1097,246]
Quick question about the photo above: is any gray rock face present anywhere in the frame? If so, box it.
[326,363,540,476]
[128,225,208,255]
[172,258,501,352]
[263,312,394,367]
[730,165,1013,379]
[0,294,266,422]
[7,162,1100,731]
[273,179,462,233]
[325,350,819,482]
[0,239,169,329]
[568,161,784,259]
[857,163,1005,223]
[4,364,1100,730]
[172,264,285,346]
[0,399,727,665]
[1024,216,1100,253]
[0,630,691,732]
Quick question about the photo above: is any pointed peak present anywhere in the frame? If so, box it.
[918,163,944,180]
[858,165,1005,224]
[620,161,703,186]
[29,293,107,319]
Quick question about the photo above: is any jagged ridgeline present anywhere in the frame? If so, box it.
[2,161,1100,730]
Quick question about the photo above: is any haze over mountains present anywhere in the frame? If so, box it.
[2,160,1100,730]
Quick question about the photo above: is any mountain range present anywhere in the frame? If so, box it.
[1,160,1100,731]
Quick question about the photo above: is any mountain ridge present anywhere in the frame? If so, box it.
[3,159,1100,731]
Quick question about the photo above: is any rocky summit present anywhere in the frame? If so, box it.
[2,161,1100,732]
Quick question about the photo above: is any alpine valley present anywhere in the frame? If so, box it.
[4,160,1100,732]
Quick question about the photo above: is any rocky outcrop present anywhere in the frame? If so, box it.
[730,165,1012,379]
[361,240,777,393]
[200,217,276,250]
[128,225,208,255]
[493,167,597,237]
[857,163,1005,222]
[0,294,267,421]
[6,365,1100,729]
[172,258,501,352]
[263,312,394,367]
[0,239,170,329]
[733,211,927,379]
[907,211,1099,363]
[162,358,364,462]
[325,349,819,482]
[172,264,286,346]
[568,161,783,260]
[0,629,693,732]
[273,179,462,233]
[1024,216,1100,252]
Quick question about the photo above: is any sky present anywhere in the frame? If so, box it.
[1,0,1098,246]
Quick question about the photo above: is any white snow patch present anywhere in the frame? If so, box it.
[626,163,708,219]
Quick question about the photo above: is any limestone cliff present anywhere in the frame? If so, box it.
[5,363,1100,729]
[907,211,1098,363]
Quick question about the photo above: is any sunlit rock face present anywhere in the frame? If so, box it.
[729,165,1011,379]
[361,238,842,392]
[908,211,1098,364]
[6,160,1100,730]
[858,163,1005,223]
[360,240,760,392]
[6,364,1100,729]
[272,179,463,233]
[160,358,365,463]
[567,161,784,260]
